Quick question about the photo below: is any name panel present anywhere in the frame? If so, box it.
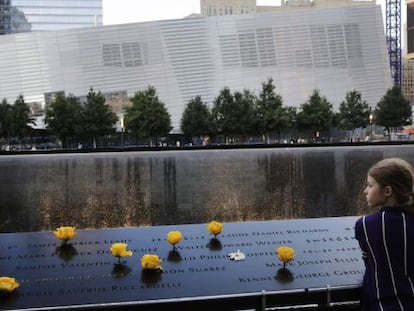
[0,217,363,310]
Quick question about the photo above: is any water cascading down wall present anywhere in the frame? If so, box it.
[1,145,412,233]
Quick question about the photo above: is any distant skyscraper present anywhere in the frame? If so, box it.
[402,59,414,104]
[404,0,414,104]
[0,0,102,34]
[200,0,256,16]
[408,0,414,57]
[0,0,31,34]
[200,0,375,16]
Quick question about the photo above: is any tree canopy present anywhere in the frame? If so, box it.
[256,78,289,142]
[45,93,83,148]
[296,89,334,139]
[338,90,370,131]
[125,86,171,145]
[0,99,12,140]
[9,95,35,138]
[81,88,118,148]
[374,86,412,134]
[210,87,256,142]
[180,96,211,137]
[4,79,412,148]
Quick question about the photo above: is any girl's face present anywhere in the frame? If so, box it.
[364,175,387,207]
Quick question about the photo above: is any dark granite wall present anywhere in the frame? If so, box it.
[1,145,413,232]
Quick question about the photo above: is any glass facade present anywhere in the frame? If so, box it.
[402,59,414,104]
[0,5,391,133]
[0,0,102,33]
[408,0,414,54]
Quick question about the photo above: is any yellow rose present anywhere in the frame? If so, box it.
[0,277,20,293]
[53,226,77,242]
[167,231,182,246]
[207,221,223,236]
[110,243,133,258]
[141,254,162,270]
[276,246,295,265]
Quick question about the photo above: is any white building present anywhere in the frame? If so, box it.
[0,4,391,133]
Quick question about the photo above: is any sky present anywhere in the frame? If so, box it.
[103,0,393,26]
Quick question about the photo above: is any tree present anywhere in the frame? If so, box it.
[45,93,83,148]
[181,96,211,137]
[286,106,297,130]
[375,86,412,135]
[256,78,289,143]
[10,95,35,138]
[81,88,118,148]
[233,89,257,136]
[296,89,334,140]
[125,86,171,146]
[210,87,257,143]
[0,99,12,142]
[338,90,370,141]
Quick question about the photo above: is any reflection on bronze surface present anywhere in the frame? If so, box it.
[55,244,78,261]
[140,269,162,284]
[275,268,294,283]
[111,264,132,278]
[207,238,222,251]
[0,289,20,305]
[167,250,182,263]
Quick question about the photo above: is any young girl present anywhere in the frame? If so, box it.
[355,158,414,310]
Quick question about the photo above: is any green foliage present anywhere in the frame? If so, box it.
[338,90,370,130]
[286,106,297,129]
[210,87,257,138]
[81,88,118,147]
[233,89,258,135]
[256,78,289,139]
[375,86,412,133]
[10,95,35,137]
[125,86,172,141]
[296,89,334,137]
[180,96,211,136]
[4,80,387,146]
[0,99,12,138]
[45,93,83,148]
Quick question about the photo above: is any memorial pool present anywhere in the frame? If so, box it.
[1,144,413,232]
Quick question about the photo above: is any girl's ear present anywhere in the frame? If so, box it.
[384,185,393,197]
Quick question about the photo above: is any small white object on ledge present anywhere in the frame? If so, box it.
[228,249,246,261]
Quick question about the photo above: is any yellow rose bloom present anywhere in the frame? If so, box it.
[110,243,133,258]
[141,254,163,270]
[53,226,77,241]
[0,277,20,293]
[167,230,182,246]
[207,221,223,236]
[276,246,295,264]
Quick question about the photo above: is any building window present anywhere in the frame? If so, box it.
[257,28,276,66]
[103,42,147,68]
[103,44,122,67]
[239,31,259,67]
[122,42,142,67]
